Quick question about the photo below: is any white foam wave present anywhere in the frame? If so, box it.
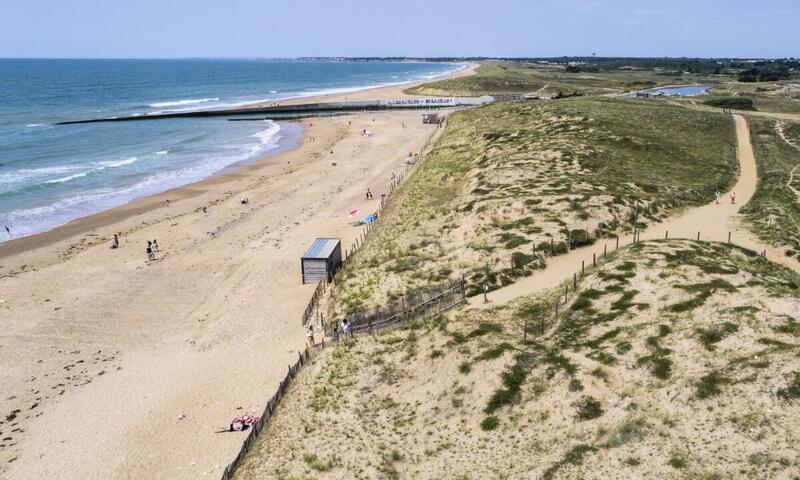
[97,157,138,168]
[154,150,169,155]
[25,123,44,127]
[269,90,277,93]
[45,171,89,184]
[149,97,220,108]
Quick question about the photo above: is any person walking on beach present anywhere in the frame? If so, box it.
[715,190,721,204]
[111,234,119,250]
[731,192,736,205]
[152,239,159,252]
[146,241,155,261]
[4,225,10,239]
[365,189,373,199]
[306,324,315,347]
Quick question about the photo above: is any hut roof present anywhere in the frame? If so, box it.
[302,238,340,259]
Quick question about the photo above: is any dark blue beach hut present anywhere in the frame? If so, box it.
[301,238,342,284]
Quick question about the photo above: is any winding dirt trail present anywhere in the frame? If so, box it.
[471,114,800,307]
[776,122,800,202]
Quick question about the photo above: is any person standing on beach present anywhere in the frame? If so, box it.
[306,324,315,347]
[111,234,119,249]
[152,239,159,252]
[731,192,736,205]
[715,190,721,204]
[4,225,10,239]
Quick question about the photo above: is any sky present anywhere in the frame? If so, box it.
[1,0,797,59]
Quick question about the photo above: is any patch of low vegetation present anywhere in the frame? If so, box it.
[697,322,739,350]
[484,354,532,414]
[777,371,800,400]
[480,415,499,431]
[696,370,732,399]
[232,241,800,480]
[406,60,739,97]
[703,97,756,111]
[741,118,800,257]
[332,95,737,315]
[574,395,603,420]
[541,444,598,480]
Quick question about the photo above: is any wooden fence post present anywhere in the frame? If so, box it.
[728,232,731,244]
[593,253,596,268]
[697,231,700,241]
[665,230,669,239]
[604,244,607,260]
[573,273,577,290]
[616,237,619,251]
[581,260,585,276]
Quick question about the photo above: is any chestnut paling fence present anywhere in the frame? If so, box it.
[220,277,467,479]
[223,122,447,480]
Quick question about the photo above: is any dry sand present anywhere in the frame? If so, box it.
[0,64,474,480]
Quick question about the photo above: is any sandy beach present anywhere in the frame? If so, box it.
[0,64,475,479]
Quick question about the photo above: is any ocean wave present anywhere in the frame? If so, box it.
[148,97,220,108]
[25,123,44,127]
[96,157,138,168]
[154,150,169,155]
[0,165,81,186]
[45,171,89,184]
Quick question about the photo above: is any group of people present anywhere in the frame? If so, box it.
[146,239,159,261]
[714,190,736,205]
[330,319,353,341]
[109,233,160,262]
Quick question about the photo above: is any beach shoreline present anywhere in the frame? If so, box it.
[0,62,474,258]
[0,63,475,480]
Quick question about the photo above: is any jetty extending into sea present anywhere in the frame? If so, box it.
[56,96,495,125]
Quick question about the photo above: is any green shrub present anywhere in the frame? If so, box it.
[575,395,603,420]
[480,415,500,431]
[777,371,800,400]
[696,370,731,399]
[703,97,756,111]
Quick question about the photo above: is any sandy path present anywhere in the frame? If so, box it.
[775,122,800,202]
[472,114,800,307]
[0,112,443,479]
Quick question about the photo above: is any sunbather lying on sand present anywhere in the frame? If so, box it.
[215,414,260,433]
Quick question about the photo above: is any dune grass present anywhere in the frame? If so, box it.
[741,118,800,256]
[405,62,731,97]
[333,98,737,314]
[232,240,800,480]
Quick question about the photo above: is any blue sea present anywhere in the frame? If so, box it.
[0,59,459,238]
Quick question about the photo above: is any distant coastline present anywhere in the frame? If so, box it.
[0,60,464,241]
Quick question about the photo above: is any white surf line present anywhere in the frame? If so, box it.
[469,114,799,308]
